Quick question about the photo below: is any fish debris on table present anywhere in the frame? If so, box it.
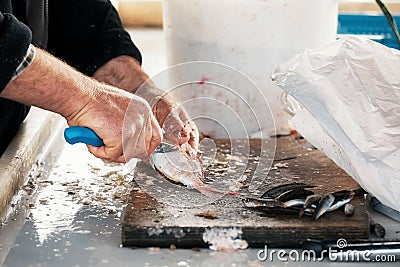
[344,203,355,216]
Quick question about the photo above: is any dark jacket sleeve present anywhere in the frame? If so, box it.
[0,11,32,92]
[47,0,142,76]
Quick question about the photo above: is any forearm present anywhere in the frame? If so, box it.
[0,48,162,161]
[0,48,95,119]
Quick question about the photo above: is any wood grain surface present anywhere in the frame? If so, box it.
[122,137,369,248]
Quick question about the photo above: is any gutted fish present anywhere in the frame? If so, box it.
[150,142,237,197]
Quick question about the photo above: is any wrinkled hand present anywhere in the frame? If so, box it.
[66,84,163,162]
[136,83,199,151]
[92,55,199,151]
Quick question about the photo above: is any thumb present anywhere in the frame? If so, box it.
[146,114,163,155]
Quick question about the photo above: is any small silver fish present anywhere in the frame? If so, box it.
[275,188,314,202]
[243,197,287,208]
[313,193,335,221]
[327,190,354,211]
[261,183,315,199]
[299,207,315,218]
[285,199,305,208]
[304,194,322,209]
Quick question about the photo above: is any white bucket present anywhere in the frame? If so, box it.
[163,0,338,137]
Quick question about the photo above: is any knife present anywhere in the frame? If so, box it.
[64,125,191,174]
[64,126,201,180]
[63,126,179,153]
[64,127,225,197]
[64,126,105,147]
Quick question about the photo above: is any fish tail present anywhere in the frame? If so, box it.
[313,211,325,221]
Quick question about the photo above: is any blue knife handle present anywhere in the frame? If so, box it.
[64,126,104,147]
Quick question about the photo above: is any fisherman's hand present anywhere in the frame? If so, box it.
[141,85,200,151]
[93,55,199,150]
[65,84,163,162]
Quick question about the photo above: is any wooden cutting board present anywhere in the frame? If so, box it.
[122,137,369,248]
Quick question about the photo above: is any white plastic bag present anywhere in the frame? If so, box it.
[271,36,400,212]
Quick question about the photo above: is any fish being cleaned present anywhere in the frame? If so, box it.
[150,142,237,197]
[63,127,236,197]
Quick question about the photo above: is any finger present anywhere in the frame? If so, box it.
[147,115,163,155]
[191,124,200,148]
[87,143,125,162]
[163,113,184,133]
[143,116,153,155]
[87,145,107,160]
[116,154,127,163]
[152,95,173,126]
[178,135,190,146]
[177,125,190,146]
[182,121,199,150]
[163,119,185,145]
[188,132,199,150]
